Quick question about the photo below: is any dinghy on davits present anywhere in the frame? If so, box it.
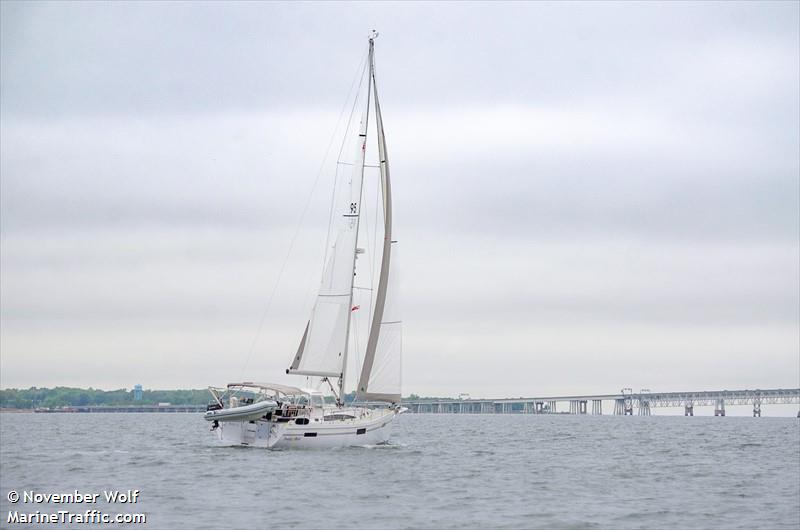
[204,400,276,423]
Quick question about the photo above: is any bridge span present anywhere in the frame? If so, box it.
[402,388,800,417]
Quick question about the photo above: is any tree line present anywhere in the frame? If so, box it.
[0,387,210,409]
[0,387,446,409]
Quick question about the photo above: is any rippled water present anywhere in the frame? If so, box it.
[1,413,798,529]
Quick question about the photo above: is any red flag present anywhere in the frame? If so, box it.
[351,305,360,312]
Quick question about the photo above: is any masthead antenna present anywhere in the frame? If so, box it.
[369,30,379,42]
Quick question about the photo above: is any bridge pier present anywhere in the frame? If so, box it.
[624,398,633,415]
[684,403,693,416]
[638,399,651,416]
[753,401,761,417]
[614,399,625,415]
[535,401,544,414]
[592,399,602,415]
[548,401,556,414]
[568,400,588,414]
[569,400,586,414]
[714,399,726,417]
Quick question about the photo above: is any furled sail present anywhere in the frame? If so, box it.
[288,84,371,379]
[357,45,402,403]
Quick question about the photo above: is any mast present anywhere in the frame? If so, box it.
[339,34,375,405]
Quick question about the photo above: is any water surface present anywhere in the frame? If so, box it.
[1,413,798,529]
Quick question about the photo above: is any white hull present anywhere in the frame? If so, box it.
[213,407,397,449]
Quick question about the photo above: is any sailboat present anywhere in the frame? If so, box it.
[204,32,402,449]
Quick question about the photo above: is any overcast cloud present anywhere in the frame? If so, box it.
[1,1,798,401]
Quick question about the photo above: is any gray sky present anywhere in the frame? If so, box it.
[1,1,798,400]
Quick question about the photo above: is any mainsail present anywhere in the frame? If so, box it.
[287,68,371,381]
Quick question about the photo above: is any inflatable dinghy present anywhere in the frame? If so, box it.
[203,400,277,423]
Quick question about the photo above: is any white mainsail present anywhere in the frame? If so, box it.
[288,80,371,380]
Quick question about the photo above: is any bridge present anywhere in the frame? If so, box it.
[402,388,800,417]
